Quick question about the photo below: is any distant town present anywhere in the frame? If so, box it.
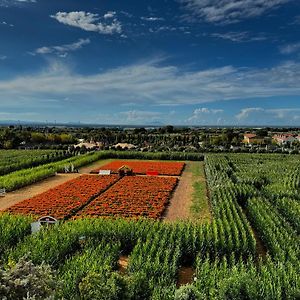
[1,125,300,154]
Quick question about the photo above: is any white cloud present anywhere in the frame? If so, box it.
[236,107,265,120]
[187,107,224,123]
[236,107,300,124]
[280,42,300,54]
[104,11,116,19]
[0,55,7,60]
[1,21,14,27]
[0,0,36,5]
[34,38,90,57]
[210,31,266,42]
[0,59,300,108]
[51,11,122,35]
[179,0,292,24]
[141,16,165,21]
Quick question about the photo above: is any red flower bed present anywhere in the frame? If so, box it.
[91,160,185,176]
[6,175,119,219]
[75,176,178,219]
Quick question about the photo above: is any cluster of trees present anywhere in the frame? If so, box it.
[0,126,75,149]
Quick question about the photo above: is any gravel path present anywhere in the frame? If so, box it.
[163,163,194,221]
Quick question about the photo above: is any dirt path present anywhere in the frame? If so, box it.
[78,159,112,174]
[163,163,194,221]
[0,159,112,211]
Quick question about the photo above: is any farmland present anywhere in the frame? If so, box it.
[6,175,119,219]
[0,153,299,299]
[76,176,178,219]
[92,160,185,176]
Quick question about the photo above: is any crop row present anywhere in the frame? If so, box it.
[0,149,72,176]
[205,153,300,263]
[247,197,299,264]
[6,175,119,219]
[92,160,185,176]
[76,176,178,219]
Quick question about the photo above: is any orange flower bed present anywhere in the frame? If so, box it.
[75,176,178,219]
[6,175,119,219]
[91,160,185,176]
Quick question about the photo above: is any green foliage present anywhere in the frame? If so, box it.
[174,285,203,300]
[0,213,32,259]
[0,257,59,300]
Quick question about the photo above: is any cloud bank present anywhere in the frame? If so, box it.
[0,59,300,108]
[51,11,122,35]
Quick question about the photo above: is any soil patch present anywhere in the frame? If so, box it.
[118,255,129,274]
[177,266,195,287]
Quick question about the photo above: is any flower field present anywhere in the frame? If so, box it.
[5,175,119,219]
[91,160,185,176]
[75,176,178,219]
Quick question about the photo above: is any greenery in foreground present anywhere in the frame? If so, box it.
[0,216,299,300]
[0,153,299,299]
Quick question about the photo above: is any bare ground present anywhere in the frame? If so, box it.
[118,256,129,274]
[177,266,195,287]
[78,159,112,174]
[0,159,112,211]
[163,163,194,221]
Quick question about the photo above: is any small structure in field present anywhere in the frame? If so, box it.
[146,170,159,176]
[99,170,111,175]
[0,188,6,197]
[118,165,133,176]
[31,216,58,234]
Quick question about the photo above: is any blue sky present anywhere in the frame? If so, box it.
[0,0,300,126]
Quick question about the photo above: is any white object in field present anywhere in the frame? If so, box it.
[31,216,58,234]
[99,170,111,175]
[31,222,41,234]
[0,188,6,197]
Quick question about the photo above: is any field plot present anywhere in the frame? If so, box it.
[5,175,119,219]
[76,176,178,219]
[91,160,185,176]
[1,153,300,299]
